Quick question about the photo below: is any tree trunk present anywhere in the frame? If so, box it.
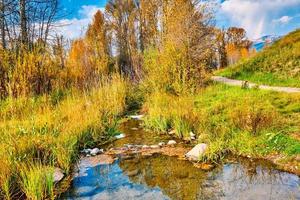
[19,0,28,46]
[0,0,5,49]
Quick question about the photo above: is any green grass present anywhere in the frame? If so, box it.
[216,29,300,87]
[143,83,300,161]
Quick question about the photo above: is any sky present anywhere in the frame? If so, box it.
[59,0,300,40]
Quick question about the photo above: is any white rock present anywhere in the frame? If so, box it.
[53,168,64,183]
[185,143,208,161]
[168,130,176,135]
[191,136,196,140]
[130,115,144,120]
[158,142,165,146]
[90,148,103,156]
[142,145,150,149]
[115,133,125,139]
[167,140,177,145]
[150,145,160,149]
[190,132,196,137]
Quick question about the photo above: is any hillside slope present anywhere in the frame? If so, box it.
[217,29,300,87]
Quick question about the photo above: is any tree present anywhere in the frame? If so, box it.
[19,0,27,45]
[216,28,228,68]
[226,27,252,65]
[105,0,139,79]
[0,0,5,49]
[144,0,215,94]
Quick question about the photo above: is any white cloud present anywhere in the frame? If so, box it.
[218,0,300,39]
[273,16,293,24]
[55,5,104,39]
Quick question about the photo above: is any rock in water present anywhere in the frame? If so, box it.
[167,140,177,145]
[185,143,208,161]
[126,169,140,177]
[53,168,64,183]
[81,148,92,154]
[90,148,103,156]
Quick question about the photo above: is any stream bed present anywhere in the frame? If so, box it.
[60,119,300,200]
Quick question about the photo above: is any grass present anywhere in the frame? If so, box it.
[143,83,300,162]
[216,29,300,87]
[0,75,127,199]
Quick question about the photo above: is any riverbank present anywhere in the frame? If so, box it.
[142,83,300,172]
[0,76,127,199]
[60,119,300,200]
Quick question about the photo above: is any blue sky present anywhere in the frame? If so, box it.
[59,0,300,40]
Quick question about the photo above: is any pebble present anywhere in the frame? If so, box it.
[150,145,160,149]
[115,134,125,139]
[167,140,177,145]
[90,148,103,156]
[158,142,165,146]
[190,132,196,137]
[130,115,144,120]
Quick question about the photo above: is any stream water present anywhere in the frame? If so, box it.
[60,120,300,200]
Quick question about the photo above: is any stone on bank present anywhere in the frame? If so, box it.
[185,143,208,161]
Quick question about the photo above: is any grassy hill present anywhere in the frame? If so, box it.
[217,29,300,87]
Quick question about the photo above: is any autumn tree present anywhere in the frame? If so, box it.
[144,0,215,94]
[226,27,252,65]
[86,10,110,77]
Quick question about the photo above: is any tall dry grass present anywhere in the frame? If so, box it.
[0,75,127,199]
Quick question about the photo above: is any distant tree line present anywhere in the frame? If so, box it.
[0,0,253,98]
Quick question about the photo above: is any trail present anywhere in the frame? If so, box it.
[212,76,300,94]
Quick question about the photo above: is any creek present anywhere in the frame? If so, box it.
[60,119,300,200]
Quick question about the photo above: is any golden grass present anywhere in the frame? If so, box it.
[0,75,127,199]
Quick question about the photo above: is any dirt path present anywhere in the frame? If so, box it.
[212,76,300,93]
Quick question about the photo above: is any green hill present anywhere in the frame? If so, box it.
[217,29,300,87]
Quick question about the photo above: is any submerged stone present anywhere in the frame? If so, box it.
[126,169,140,176]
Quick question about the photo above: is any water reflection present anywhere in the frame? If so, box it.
[60,155,299,200]
[61,158,169,200]
[60,119,300,200]
[106,120,177,149]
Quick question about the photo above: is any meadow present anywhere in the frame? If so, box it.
[143,83,300,162]
[217,29,300,87]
